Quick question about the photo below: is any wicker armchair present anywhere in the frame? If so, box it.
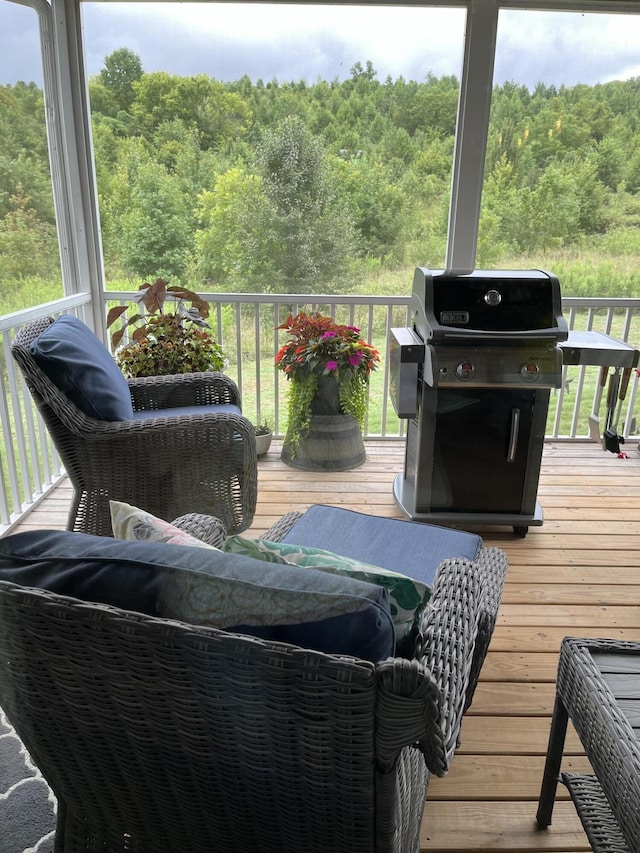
[0,548,481,853]
[11,316,257,536]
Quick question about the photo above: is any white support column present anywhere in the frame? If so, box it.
[446,0,499,274]
[20,0,107,339]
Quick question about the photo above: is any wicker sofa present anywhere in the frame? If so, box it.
[0,509,508,853]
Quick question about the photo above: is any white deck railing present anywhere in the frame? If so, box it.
[2,292,639,534]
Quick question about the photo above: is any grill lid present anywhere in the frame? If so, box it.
[412,268,568,344]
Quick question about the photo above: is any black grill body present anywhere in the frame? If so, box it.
[390,268,568,536]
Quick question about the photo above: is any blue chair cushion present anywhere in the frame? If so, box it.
[0,530,395,663]
[131,404,242,420]
[279,505,483,589]
[30,315,134,422]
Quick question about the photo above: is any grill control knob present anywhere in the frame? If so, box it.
[455,361,475,381]
[484,289,502,306]
[520,362,540,382]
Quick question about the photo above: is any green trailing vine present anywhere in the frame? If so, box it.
[284,373,318,455]
[338,372,369,429]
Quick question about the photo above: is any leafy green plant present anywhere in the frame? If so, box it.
[106,277,225,377]
[275,311,380,454]
[255,418,272,436]
[254,417,274,457]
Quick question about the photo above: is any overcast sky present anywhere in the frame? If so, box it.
[2,1,640,90]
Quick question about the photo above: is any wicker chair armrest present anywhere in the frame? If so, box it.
[420,557,481,774]
[375,658,442,774]
[463,546,508,711]
[171,513,229,549]
[70,410,257,448]
[263,511,304,541]
[375,559,480,777]
[127,371,241,411]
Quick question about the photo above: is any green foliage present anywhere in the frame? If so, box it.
[193,167,277,290]
[5,55,640,296]
[0,82,56,225]
[99,48,143,114]
[0,276,62,314]
[282,373,317,454]
[0,187,59,280]
[482,151,609,252]
[130,72,251,150]
[114,319,225,377]
[251,115,356,292]
[106,277,225,377]
[335,154,414,262]
[117,158,195,279]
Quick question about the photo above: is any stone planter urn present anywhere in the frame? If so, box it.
[281,376,366,471]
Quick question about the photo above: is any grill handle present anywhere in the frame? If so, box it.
[441,328,566,342]
[507,408,520,463]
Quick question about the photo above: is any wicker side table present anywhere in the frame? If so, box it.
[536,637,640,853]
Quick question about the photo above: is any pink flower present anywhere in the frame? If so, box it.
[348,351,364,367]
[325,360,339,371]
[322,331,338,339]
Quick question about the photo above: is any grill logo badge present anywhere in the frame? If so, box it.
[440,311,469,325]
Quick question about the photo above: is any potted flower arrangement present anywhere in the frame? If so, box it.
[106,278,225,377]
[275,311,380,464]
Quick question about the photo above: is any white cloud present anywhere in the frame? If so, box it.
[2,1,640,89]
[83,3,466,83]
[495,9,640,87]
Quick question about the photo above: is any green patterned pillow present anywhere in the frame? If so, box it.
[223,536,431,657]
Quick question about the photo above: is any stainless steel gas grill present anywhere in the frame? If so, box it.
[390,268,569,537]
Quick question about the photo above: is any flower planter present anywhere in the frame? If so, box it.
[281,413,365,471]
[281,377,366,471]
[276,312,379,471]
[255,431,273,457]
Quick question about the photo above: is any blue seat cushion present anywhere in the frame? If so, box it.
[280,505,483,588]
[0,530,395,663]
[132,403,242,420]
[30,315,134,421]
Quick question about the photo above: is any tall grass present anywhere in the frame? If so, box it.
[0,277,64,316]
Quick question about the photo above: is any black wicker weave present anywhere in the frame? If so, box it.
[11,317,258,537]
[537,637,640,853]
[0,542,484,853]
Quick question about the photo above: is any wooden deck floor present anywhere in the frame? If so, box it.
[10,439,640,852]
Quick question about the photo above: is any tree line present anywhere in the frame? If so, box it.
[2,48,640,295]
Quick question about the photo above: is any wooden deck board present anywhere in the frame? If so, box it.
[7,438,640,853]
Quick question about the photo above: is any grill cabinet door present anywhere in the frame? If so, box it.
[429,388,537,513]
